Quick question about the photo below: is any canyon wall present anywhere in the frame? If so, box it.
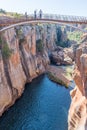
[0,23,74,118]
[68,43,87,130]
[0,24,58,116]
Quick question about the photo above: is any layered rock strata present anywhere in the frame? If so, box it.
[68,43,87,130]
[0,25,52,116]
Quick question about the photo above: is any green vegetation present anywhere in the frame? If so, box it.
[47,71,68,88]
[0,37,12,59]
[36,39,43,52]
[58,66,73,80]
[0,9,6,14]
[16,28,23,36]
[15,28,26,43]
[65,67,73,80]
[0,8,23,18]
[12,13,22,18]
[0,37,2,44]
[67,31,83,43]
[2,44,12,59]
[56,26,83,47]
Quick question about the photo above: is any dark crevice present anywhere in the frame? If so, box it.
[3,58,18,100]
[19,43,30,80]
[3,59,13,89]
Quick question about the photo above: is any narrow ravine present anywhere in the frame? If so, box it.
[0,74,72,130]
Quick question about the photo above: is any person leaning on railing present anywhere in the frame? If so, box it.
[34,10,37,19]
[39,9,43,19]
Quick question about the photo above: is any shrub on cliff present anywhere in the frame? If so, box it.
[12,13,21,19]
[67,31,83,43]
[15,28,23,37]
[2,43,12,59]
[0,36,12,59]
[0,37,2,48]
[36,39,43,52]
[15,28,26,43]
[0,37,2,43]
[0,8,6,14]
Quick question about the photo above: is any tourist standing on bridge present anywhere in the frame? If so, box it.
[39,9,42,19]
[25,12,28,20]
[34,10,37,19]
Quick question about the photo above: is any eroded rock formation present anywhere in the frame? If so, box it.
[68,43,87,130]
[0,23,76,118]
[50,46,73,65]
[0,25,52,116]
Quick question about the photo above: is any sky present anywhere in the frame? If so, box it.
[0,0,87,16]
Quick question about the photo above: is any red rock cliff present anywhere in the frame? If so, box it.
[0,25,52,116]
[68,43,87,130]
[0,24,73,117]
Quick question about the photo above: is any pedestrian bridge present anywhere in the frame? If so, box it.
[0,14,87,33]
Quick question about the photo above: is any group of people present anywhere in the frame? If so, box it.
[24,9,43,19]
[34,9,43,19]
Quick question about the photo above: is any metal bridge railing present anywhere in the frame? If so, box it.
[0,14,87,27]
[41,14,87,22]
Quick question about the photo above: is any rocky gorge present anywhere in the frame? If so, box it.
[0,25,49,116]
[0,24,73,116]
[0,22,87,130]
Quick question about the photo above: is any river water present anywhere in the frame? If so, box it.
[0,74,72,130]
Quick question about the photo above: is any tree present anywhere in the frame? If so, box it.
[0,9,6,14]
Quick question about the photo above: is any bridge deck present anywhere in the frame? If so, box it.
[0,19,86,33]
[0,18,87,26]
[0,14,87,27]
[0,14,87,33]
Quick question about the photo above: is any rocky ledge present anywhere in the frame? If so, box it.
[50,46,74,65]
[47,65,72,87]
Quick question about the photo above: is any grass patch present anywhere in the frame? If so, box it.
[67,31,83,43]
[64,67,73,80]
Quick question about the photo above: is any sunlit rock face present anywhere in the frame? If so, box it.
[0,23,74,117]
[0,24,55,116]
[0,23,66,116]
[68,43,87,130]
